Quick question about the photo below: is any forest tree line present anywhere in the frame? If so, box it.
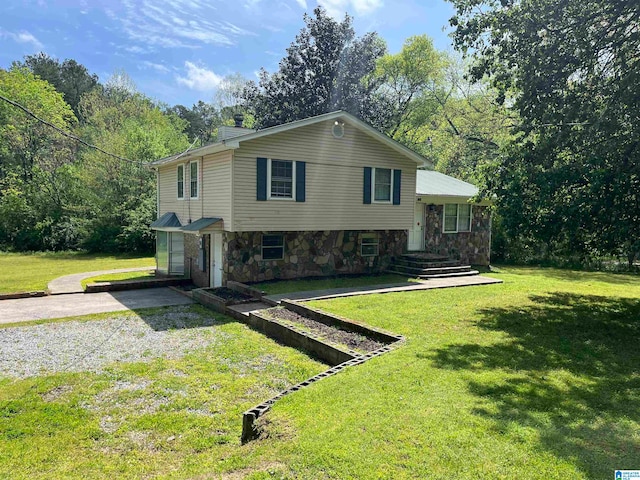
[1,2,637,267]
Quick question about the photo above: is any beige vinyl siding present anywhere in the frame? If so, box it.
[201,151,232,225]
[157,151,232,226]
[158,163,190,225]
[231,119,416,232]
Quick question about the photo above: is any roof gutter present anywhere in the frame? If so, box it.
[149,140,239,169]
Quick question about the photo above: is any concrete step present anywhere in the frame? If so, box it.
[227,302,272,317]
[388,264,472,276]
[386,269,480,280]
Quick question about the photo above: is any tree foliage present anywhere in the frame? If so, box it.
[449,0,640,264]
[0,65,189,253]
[168,101,219,145]
[371,38,513,182]
[78,73,189,252]
[242,7,388,129]
[16,52,99,119]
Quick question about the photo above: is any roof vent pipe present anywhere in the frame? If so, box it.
[233,113,244,128]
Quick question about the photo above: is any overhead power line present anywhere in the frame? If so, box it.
[0,93,141,165]
[0,93,204,168]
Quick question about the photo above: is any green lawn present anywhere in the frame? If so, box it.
[0,305,325,479]
[80,270,155,289]
[0,252,155,293]
[255,273,415,295]
[1,266,638,479]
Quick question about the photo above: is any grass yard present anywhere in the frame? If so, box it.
[0,305,325,479]
[80,270,156,289]
[256,272,414,295]
[0,251,155,293]
[0,266,638,478]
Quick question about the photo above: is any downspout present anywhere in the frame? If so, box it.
[155,168,160,218]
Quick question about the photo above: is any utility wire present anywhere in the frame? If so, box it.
[172,135,201,163]
[0,93,143,165]
[0,93,203,168]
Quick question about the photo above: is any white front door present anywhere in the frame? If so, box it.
[210,233,223,287]
[408,202,425,251]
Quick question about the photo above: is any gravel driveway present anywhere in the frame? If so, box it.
[0,306,227,378]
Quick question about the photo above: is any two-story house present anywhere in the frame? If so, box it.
[150,111,491,287]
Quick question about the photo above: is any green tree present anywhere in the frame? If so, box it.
[0,67,77,181]
[372,40,513,182]
[0,67,86,250]
[449,0,640,265]
[168,101,220,145]
[78,73,189,252]
[16,52,100,120]
[373,35,446,140]
[242,7,388,129]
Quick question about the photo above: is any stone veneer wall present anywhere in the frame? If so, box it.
[424,205,491,265]
[184,232,210,288]
[223,230,407,284]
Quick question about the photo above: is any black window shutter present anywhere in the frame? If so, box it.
[295,161,306,202]
[363,167,372,204]
[257,157,267,201]
[393,169,401,205]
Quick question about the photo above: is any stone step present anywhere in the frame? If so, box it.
[400,253,450,261]
[386,269,480,280]
[388,264,472,276]
[393,257,462,269]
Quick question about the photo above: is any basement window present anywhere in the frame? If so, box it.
[360,233,379,257]
[262,234,284,260]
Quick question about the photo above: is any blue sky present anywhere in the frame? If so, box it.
[1,0,456,107]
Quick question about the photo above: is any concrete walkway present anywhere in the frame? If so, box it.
[0,288,193,325]
[47,267,155,294]
[264,275,503,303]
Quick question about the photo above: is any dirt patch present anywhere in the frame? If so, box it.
[42,385,73,402]
[265,307,385,353]
[205,287,253,302]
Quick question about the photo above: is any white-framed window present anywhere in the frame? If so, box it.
[268,159,295,199]
[177,164,184,200]
[372,168,392,203]
[261,234,285,260]
[360,232,379,257]
[189,160,199,199]
[443,204,472,233]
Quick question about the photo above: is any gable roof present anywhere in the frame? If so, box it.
[416,170,479,198]
[150,212,182,229]
[151,111,432,168]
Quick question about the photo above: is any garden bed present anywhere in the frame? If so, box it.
[192,287,255,314]
[202,287,253,303]
[265,306,385,354]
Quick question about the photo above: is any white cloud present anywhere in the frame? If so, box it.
[318,0,383,18]
[124,45,151,54]
[0,29,43,50]
[105,0,253,49]
[294,0,307,8]
[176,61,223,91]
[142,61,171,73]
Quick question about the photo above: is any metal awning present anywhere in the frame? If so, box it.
[180,217,223,232]
[150,212,182,229]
